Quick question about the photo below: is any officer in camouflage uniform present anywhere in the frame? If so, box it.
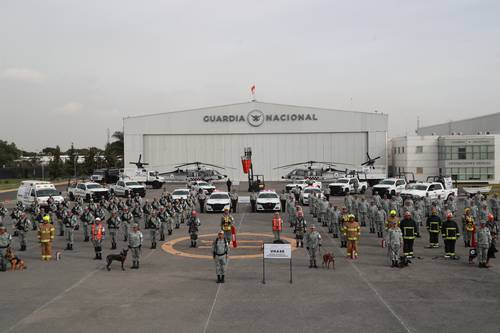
[142,200,152,229]
[294,210,307,248]
[368,201,378,234]
[80,207,95,242]
[318,197,329,226]
[304,225,322,268]
[212,230,229,283]
[106,211,121,250]
[187,211,201,248]
[147,211,161,249]
[15,213,30,251]
[477,219,492,268]
[128,223,143,269]
[375,205,387,238]
[0,224,12,272]
[344,193,353,214]
[158,207,169,241]
[358,197,368,227]
[121,207,133,241]
[64,211,79,250]
[387,219,403,268]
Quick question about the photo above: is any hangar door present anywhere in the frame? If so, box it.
[143,132,367,181]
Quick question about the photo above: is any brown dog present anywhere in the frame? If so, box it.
[322,252,335,269]
[5,248,26,271]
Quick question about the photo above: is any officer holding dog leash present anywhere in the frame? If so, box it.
[0,225,12,272]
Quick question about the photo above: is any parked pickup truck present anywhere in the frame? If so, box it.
[109,180,146,197]
[68,182,110,202]
[285,180,322,193]
[372,178,407,197]
[328,177,368,196]
[400,182,458,201]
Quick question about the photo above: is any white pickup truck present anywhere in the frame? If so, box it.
[372,178,407,197]
[68,182,110,202]
[400,182,458,201]
[109,180,146,197]
[328,177,368,196]
[285,180,322,193]
[120,168,165,189]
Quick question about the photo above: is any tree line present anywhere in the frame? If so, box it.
[0,131,124,179]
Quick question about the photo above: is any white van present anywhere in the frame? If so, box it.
[17,181,64,207]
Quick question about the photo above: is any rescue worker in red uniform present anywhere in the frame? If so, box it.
[344,214,360,259]
[272,212,283,243]
[91,217,105,260]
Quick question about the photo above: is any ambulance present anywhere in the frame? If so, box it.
[17,180,64,206]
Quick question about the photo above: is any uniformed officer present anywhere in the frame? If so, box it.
[318,197,328,227]
[340,207,350,247]
[107,212,121,249]
[187,210,201,248]
[250,191,257,212]
[344,193,353,214]
[230,190,238,213]
[131,203,143,227]
[128,223,143,269]
[462,208,475,247]
[426,208,442,248]
[91,218,105,260]
[280,191,286,213]
[15,213,30,251]
[64,211,79,250]
[272,212,283,243]
[486,213,498,260]
[121,207,133,241]
[304,225,321,268]
[38,215,55,261]
[197,190,207,213]
[142,200,152,229]
[368,201,378,234]
[358,198,368,227]
[147,211,161,249]
[0,225,12,271]
[326,203,335,233]
[158,207,169,241]
[477,219,492,268]
[294,210,307,248]
[212,230,229,283]
[287,199,297,228]
[400,211,417,260]
[80,207,94,242]
[387,219,403,268]
[220,208,234,244]
[442,212,460,259]
[0,204,8,224]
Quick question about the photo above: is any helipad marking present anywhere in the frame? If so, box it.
[162,232,297,259]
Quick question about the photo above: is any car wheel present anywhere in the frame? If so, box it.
[153,181,161,189]
[361,187,366,194]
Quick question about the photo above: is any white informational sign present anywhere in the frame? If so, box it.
[263,243,292,259]
[443,177,453,190]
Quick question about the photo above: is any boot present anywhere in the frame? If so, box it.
[160,234,165,241]
[313,260,318,268]
[21,244,26,251]
[333,234,338,238]
[131,261,137,269]
[309,260,313,268]
[84,236,89,242]
[152,242,156,249]
[70,244,73,250]
[59,231,64,237]
[168,230,172,235]
[98,253,102,260]
[94,252,99,260]
[136,262,139,269]
[221,275,225,283]
[217,275,221,283]
[111,242,117,250]
[328,229,333,234]
[301,243,304,248]
[66,243,71,250]
[296,241,299,248]
[193,242,197,248]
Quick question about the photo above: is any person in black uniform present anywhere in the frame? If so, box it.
[441,212,460,259]
[400,211,417,264]
[426,208,442,248]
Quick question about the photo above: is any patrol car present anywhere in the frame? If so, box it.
[189,180,216,194]
[372,178,407,197]
[109,180,146,197]
[299,186,323,206]
[284,179,322,193]
[171,188,190,201]
[256,190,281,212]
[68,182,110,202]
[205,191,231,212]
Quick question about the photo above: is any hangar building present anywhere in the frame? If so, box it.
[123,101,388,181]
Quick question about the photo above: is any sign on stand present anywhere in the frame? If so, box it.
[262,243,292,284]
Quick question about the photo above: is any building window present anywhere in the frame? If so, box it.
[402,147,405,153]
[416,167,423,174]
[397,147,400,154]
[416,146,423,154]
[458,147,466,160]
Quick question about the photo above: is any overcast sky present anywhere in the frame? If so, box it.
[1,0,499,151]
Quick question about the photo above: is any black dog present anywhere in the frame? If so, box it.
[106,249,128,271]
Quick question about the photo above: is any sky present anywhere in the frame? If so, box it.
[1,0,499,152]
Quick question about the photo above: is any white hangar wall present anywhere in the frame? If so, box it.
[124,101,388,181]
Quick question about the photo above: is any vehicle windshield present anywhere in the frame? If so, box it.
[173,190,189,195]
[407,184,428,191]
[335,179,349,184]
[87,184,102,189]
[259,193,278,199]
[36,188,59,197]
[210,194,229,200]
[304,188,321,194]
[93,171,105,175]
[198,182,210,186]
[379,180,396,185]
[125,182,140,186]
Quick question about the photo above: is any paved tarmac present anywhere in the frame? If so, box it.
[1,182,500,333]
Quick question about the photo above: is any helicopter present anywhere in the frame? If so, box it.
[361,152,382,169]
[129,154,149,169]
[276,161,353,181]
[160,162,234,182]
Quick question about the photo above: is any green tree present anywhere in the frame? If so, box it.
[65,143,78,177]
[104,143,117,168]
[48,145,63,179]
[0,140,21,167]
[82,147,100,175]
